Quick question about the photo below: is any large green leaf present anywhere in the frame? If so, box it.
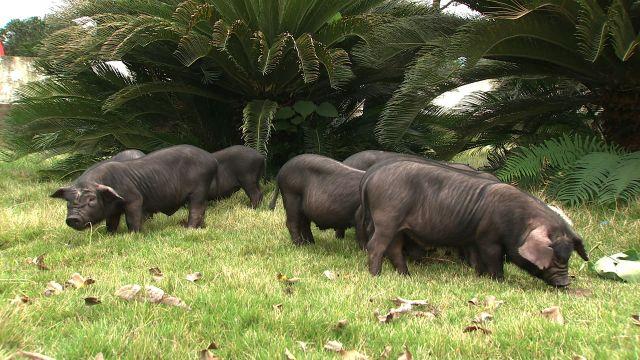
[241,99,278,155]
[593,250,640,282]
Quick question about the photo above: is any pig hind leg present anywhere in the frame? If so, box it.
[282,192,306,245]
[186,186,209,228]
[299,214,315,244]
[239,176,263,209]
[366,215,402,276]
[385,234,409,275]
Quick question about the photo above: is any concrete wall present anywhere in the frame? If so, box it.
[1,56,41,104]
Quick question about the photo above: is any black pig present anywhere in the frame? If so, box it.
[359,160,588,286]
[51,145,218,233]
[209,145,265,208]
[269,154,364,245]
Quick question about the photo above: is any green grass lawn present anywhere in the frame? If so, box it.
[1,158,639,359]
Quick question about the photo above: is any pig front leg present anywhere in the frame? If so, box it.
[106,212,122,233]
[124,199,144,232]
[475,243,505,280]
[186,188,208,228]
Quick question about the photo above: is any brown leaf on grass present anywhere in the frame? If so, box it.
[148,267,164,282]
[323,270,337,280]
[15,351,55,360]
[340,350,369,360]
[10,294,31,306]
[144,285,165,303]
[94,353,104,360]
[468,297,479,306]
[472,312,493,324]
[631,314,640,326]
[284,348,296,360]
[463,325,492,334]
[115,284,142,301]
[324,340,344,352]
[572,356,587,360]
[277,273,300,284]
[186,272,203,282]
[324,341,369,359]
[297,341,309,352]
[391,297,428,307]
[397,346,413,360]
[160,294,190,310]
[44,281,63,297]
[84,297,101,306]
[380,346,392,359]
[377,297,432,323]
[335,319,348,329]
[114,284,189,309]
[484,295,504,310]
[273,303,283,312]
[66,273,95,289]
[413,311,437,320]
[26,254,49,270]
[206,342,219,350]
[540,306,565,325]
[198,349,220,360]
[566,288,592,298]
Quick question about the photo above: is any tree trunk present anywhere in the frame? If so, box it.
[599,91,640,151]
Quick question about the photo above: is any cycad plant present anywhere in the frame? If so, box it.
[498,134,640,205]
[375,0,640,155]
[22,0,386,158]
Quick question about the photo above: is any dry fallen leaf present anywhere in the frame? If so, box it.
[572,356,587,360]
[277,273,301,283]
[284,348,296,360]
[160,294,191,310]
[84,297,101,306]
[392,297,428,307]
[335,319,348,329]
[66,273,95,289]
[398,346,413,360]
[186,272,203,282]
[540,306,565,325]
[144,285,165,303]
[468,297,479,306]
[16,351,55,360]
[206,342,219,350]
[115,284,142,301]
[463,325,492,334]
[380,345,392,359]
[340,350,369,360]
[198,349,220,360]
[566,288,592,298]
[10,294,30,306]
[149,267,164,282]
[297,341,309,352]
[27,254,49,270]
[631,314,640,326]
[472,312,493,323]
[44,281,64,297]
[323,270,337,280]
[273,303,283,312]
[484,295,504,310]
[324,340,344,352]
[413,311,437,320]
[377,297,432,323]
[94,353,104,360]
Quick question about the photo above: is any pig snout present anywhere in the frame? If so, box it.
[66,216,85,229]
[543,265,571,287]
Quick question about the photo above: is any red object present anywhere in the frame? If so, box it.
[0,42,4,56]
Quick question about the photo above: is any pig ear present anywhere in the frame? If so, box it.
[518,226,554,270]
[50,187,74,200]
[573,237,589,261]
[95,184,124,202]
